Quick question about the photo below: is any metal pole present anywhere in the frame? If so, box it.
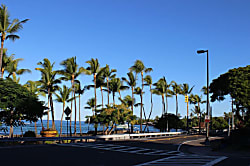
[67,118,68,137]
[206,50,210,142]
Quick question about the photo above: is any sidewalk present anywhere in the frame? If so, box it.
[180,136,250,166]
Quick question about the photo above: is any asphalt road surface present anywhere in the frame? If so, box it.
[0,135,249,166]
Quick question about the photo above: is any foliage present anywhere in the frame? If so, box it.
[0,79,46,127]
[211,117,228,130]
[210,65,250,126]
[154,113,184,132]
[23,130,36,137]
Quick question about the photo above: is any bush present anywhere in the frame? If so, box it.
[23,131,36,137]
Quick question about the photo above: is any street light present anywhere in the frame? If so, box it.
[197,49,210,144]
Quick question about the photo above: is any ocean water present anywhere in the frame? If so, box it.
[0,120,160,136]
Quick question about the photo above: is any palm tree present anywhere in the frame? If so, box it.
[35,58,61,129]
[6,57,31,79]
[85,58,100,111]
[133,87,145,132]
[122,72,136,113]
[201,86,208,95]
[55,85,72,136]
[59,57,85,136]
[130,60,152,132]
[1,48,13,78]
[152,78,167,115]
[189,94,206,134]
[75,81,88,136]
[0,4,29,71]
[144,75,153,125]
[170,81,182,117]
[100,64,116,105]
[181,83,194,132]
[24,80,46,135]
[109,78,128,106]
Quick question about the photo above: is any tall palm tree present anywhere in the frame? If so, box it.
[24,80,46,135]
[35,58,61,129]
[55,85,72,136]
[181,83,194,131]
[1,48,13,78]
[152,77,167,115]
[144,75,154,124]
[170,81,182,117]
[189,94,206,134]
[130,60,152,131]
[85,58,100,111]
[122,72,136,113]
[0,4,29,71]
[59,57,85,136]
[100,64,116,105]
[133,87,145,132]
[75,81,87,136]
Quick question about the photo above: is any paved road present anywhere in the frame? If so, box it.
[0,135,248,166]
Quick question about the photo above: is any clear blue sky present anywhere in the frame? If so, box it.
[3,0,250,120]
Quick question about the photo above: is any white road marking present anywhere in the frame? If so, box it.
[134,154,227,166]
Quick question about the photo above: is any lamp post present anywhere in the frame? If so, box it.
[197,49,210,143]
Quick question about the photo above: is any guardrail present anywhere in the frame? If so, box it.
[0,132,186,143]
[96,132,185,141]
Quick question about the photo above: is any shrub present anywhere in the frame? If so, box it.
[23,130,36,137]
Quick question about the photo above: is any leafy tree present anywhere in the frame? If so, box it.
[24,80,46,133]
[152,77,167,115]
[0,4,29,73]
[212,117,228,130]
[210,65,250,127]
[154,113,184,132]
[133,87,145,132]
[0,79,46,137]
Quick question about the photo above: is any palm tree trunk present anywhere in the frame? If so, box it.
[60,103,65,137]
[101,86,104,108]
[165,95,168,114]
[131,87,134,113]
[79,94,82,136]
[113,92,115,106]
[144,85,153,132]
[34,122,37,136]
[0,36,5,76]
[40,118,44,129]
[176,94,178,132]
[94,73,97,135]
[140,94,142,133]
[176,94,178,116]
[162,94,165,115]
[47,89,50,129]
[94,73,97,110]
[107,78,109,105]
[50,95,55,129]
[140,72,143,133]
[70,80,74,136]
[74,83,77,136]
